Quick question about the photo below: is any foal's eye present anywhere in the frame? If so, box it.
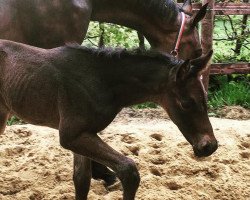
[195,49,202,58]
[180,99,195,110]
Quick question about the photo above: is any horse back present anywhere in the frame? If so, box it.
[0,40,117,130]
[0,0,90,48]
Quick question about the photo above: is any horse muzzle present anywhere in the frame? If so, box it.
[193,135,218,157]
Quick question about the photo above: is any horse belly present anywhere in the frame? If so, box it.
[12,91,60,128]
[3,67,60,128]
[10,86,60,128]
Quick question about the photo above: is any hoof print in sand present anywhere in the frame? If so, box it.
[3,146,26,157]
[149,166,162,177]
[150,157,166,165]
[127,146,140,156]
[240,151,250,159]
[121,134,138,144]
[166,181,182,190]
[150,133,163,141]
[14,128,32,137]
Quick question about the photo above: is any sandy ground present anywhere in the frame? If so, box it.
[0,108,249,200]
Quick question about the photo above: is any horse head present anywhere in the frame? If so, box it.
[149,0,208,60]
[162,50,218,157]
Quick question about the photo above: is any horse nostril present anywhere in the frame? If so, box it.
[195,140,218,157]
[202,143,212,152]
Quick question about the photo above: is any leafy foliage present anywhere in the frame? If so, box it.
[213,15,250,63]
[7,116,24,126]
[208,76,250,109]
[83,22,150,49]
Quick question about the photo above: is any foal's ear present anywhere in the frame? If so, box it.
[182,0,192,15]
[175,60,191,82]
[190,3,208,29]
[189,50,213,76]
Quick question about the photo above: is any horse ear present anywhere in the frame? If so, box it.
[175,60,191,82]
[182,0,192,15]
[190,3,208,29]
[189,50,213,76]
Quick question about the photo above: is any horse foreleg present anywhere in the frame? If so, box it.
[60,131,140,200]
[73,153,92,200]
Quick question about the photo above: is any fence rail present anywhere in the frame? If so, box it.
[210,63,250,75]
[177,3,250,15]
[190,3,250,15]
[177,2,250,87]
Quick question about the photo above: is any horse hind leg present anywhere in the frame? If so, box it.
[60,128,140,200]
[92,160,116,186]
[73,154,116,200]
[0,108,9,135]
[73,154,92,200]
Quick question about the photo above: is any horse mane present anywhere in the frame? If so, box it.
[65,44,182,67]
[135,0,180,22]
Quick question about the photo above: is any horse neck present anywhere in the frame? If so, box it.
[101,55,171,107]
[91,0,181,45]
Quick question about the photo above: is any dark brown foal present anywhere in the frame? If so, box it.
[0,40,217,199]
[0,0,210,190]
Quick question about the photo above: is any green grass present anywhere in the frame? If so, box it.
[7,116,24,126]
[133,102,158,109]
[208,81,250,109]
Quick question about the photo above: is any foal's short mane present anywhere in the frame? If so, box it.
[65,45,182,67]
[136,0,179,21]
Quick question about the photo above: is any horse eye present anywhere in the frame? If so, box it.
[180,99,195,110]
[195,49,202,58]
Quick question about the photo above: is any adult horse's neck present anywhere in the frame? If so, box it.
[91,0,181,50]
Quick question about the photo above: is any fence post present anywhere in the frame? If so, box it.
[201,0,215,91]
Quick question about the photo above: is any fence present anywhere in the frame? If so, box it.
[186,1,250,76]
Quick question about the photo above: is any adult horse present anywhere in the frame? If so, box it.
[0,40,218,200]
[0,0,210,193]
[0,0,207,59]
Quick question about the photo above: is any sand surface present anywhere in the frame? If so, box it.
[0,108,249,200]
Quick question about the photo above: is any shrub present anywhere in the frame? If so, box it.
[208,80,250,109]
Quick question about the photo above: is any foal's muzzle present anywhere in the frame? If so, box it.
[193,136,218,157]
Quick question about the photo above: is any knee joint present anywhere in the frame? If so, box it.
[59,131,76,150]
[118,159,140,186]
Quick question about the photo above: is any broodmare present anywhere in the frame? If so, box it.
[0,0,210,185]
[0,40,218,200]
[0,0,207,59]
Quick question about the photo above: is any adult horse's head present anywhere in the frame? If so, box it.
[145,0,208,60]
[162,50,217,157]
